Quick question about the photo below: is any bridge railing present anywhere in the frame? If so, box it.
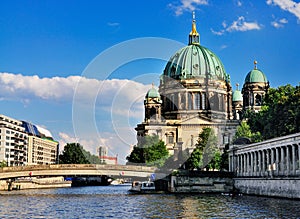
[0,164,158,173]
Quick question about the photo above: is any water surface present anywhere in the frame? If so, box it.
[0,185,299,218]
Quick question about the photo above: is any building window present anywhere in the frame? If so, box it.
[250,93,254,106]
[167,133,174,144]
[188,92,193,110]
[223,135,229,144]
[194,93,200,110]
[201,93,206,109]
[255,94,262,106]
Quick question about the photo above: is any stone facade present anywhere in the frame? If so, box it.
[135,16,239,155]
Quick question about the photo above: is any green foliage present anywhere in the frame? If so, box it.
[82,149,104,164]
[245,84,300,140]
[234,120,262,143]
[126,135,169,167]
[185,128,221,170]
[126,146,145,163]
[0,160,7,167]
[59,143,97,164]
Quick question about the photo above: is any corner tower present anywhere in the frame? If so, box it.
[242,61,269,112]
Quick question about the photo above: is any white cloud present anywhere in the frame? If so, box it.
[0,72,149,106]
[210,28,224,36]
[267,0,300,20]
[226,16,261,32]
[0,72,151,163]
[271,17,288,28]
[169,0,208,16]
[237,1,242,7]
[211,16,261,35]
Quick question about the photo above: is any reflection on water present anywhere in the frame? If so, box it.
[0,186,299,218]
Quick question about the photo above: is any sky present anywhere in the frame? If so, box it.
[0,0,299,163]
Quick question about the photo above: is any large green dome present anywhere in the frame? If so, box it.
[245,69,268,83]
[163,44,228,82]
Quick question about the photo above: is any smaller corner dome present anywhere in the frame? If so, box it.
[245,69,268,83]
[145,87,160,99]
[232,90,242,102]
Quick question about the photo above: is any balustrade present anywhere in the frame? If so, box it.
[229,133,300,177]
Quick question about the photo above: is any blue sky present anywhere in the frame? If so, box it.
[0,0,299,163]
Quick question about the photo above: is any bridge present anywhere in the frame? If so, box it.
[0,164,167,180]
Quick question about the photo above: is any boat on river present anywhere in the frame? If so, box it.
[129,181,156,194]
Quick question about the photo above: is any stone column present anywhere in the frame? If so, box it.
[286,146,290,176]
[253,151,257,176]
[258,150,262,176]
[292,144,296,175]
[298,144,300,171]
[271,148,274,176]
[275,147,279,176]
[281,147,285,174]
[266,149,270,177]
[237,155,240,175]
[243,153,246,176]
[246,153,250,176]
[262,150,266,176]
[250,152,253,176]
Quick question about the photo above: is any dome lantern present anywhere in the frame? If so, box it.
[189,12,200,45]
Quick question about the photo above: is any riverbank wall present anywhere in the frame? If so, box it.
[234,177,300,199]
[0,177,71,191]
[168,171,234,193]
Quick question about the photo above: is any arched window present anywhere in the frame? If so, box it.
[167,132,174,144]
[255,94,262,106]
[150,107,156,120]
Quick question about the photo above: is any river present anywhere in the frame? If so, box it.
[0,185,299,218]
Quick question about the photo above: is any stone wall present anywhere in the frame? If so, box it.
[0,177,71,191]
[169,171,234,193]
[234,178,300,199]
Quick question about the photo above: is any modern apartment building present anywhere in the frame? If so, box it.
[0,114,28,166]
[0,114,58,166]
[23,122,59,165]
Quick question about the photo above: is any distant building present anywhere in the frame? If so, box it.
[23,121,59,165]
[0,114,58,166]
[98,146,117,165]
[0,114,28,166]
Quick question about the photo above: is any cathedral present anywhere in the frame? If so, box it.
[135,14,269,155]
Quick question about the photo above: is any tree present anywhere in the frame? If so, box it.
[185,128,220,170]
[245,84,300,140]
[82,149,104,164]
[126,135,169,167]
[59,143,90,164]
[234,120,262,143]
[0,160,7,167]
[126,146,145,164]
